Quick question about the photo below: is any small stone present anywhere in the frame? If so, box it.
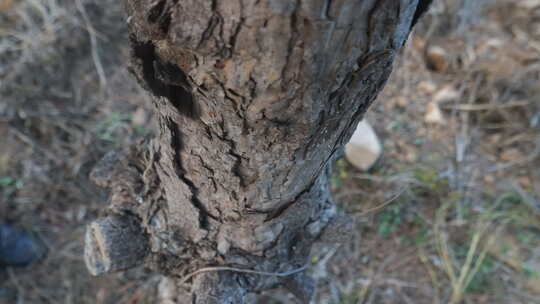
[345,120,382,171]
[417,81,437,95]
[484,38,504,49]
[158,277,179,304]
[132,107,147,126]
[405,149,418,163]
[518,176,532,188]
[395,97,408,108]
[433,86,460,103]
[424,102,446,125]
[0,224,47,267]
[425,45,449,72]
[361,255,370,264]
[217,234,231,255]
[484,174,495,184]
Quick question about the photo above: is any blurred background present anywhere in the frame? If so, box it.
[0,0,539,303]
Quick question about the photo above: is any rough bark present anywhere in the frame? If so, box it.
[85,0,431,303]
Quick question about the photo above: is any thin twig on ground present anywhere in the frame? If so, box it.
[179,264,307,285]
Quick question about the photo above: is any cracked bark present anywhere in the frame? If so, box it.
[85,0,432,303]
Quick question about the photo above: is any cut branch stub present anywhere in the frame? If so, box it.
[84,214,149,276]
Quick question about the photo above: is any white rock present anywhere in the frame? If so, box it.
[132,107,147,126]
[345,120,382,171]
[425,102,446,125]
[433,86,460,104]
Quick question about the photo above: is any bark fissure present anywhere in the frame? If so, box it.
[131,38,196,118]
[198,14,220,50]
[412,0,432,29]
[228,15,245,56]
[167,118,218,228]
[148,0,166,23]
[281,0,300,86]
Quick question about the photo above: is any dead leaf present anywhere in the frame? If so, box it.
[425,45,449,72]
[500,148,522,162]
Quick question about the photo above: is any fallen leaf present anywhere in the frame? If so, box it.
[500,148,521,162]
[425,45,449,72]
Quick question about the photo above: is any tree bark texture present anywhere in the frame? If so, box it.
[85,0,430,303]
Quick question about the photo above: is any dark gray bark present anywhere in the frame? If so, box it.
[85,0,429,303]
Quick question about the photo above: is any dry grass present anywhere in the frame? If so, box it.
[434,200,506,304]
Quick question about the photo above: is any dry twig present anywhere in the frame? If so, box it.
[179,265,307,285]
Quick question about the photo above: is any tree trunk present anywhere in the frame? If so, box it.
[85,0,431,303]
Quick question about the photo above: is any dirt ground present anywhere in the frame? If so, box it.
[1,0,539,303]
